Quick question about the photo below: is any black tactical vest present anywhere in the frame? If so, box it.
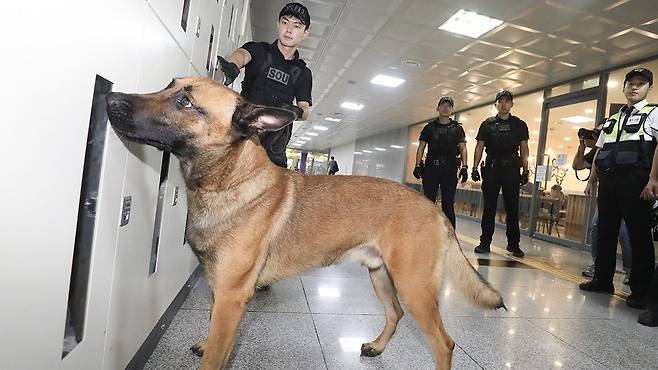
[240,42,305,108]
[483,116,520,158]
[426,119,462,160]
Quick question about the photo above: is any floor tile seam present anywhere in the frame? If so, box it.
[457,233,631,301]
[524,318,609,368]
[454,342,485,369]
[300,277,330,370]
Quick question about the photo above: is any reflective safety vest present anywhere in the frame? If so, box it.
[595,104,658,173]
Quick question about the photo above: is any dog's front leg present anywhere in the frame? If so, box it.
[200,258,261,369]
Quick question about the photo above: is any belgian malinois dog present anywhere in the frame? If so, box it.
[106,77,505,370]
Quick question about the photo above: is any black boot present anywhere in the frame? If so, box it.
[638,311,658,326]
[579,279,614,294]
[474,245,490,254]
[506,245,525,258]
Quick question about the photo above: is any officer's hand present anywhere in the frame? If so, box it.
[471,168,481,182]
[217,56,240,86]
[520,169,529,185]
[459,166,468,183]
[584,182,595,197]
[413,161,424,179]
[281,103,304,120]
[641,179,658,200]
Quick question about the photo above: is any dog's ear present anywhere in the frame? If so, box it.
[232,101,296,137]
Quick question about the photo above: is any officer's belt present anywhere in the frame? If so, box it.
[427,158,456,166]
[485,157,518,167]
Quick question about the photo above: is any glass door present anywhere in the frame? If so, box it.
[532,99,598,243]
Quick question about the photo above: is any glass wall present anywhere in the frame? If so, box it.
[353,127,408,182]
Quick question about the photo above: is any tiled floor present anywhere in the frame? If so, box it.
[144,218,657,370]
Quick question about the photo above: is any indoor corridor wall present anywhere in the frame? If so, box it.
[0,1,250,369]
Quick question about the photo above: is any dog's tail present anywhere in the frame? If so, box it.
[442,231,505,310]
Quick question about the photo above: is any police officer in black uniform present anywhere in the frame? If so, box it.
[471,90,530,258]
[218,2,313,168]
[581,68,658,309]
[413,96,468,229]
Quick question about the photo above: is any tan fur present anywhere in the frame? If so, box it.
[107,77,505,370]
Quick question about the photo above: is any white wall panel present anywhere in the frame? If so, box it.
[329,141,356,175]
[147,0,201,59]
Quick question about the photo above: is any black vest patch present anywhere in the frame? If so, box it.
[266,67,290,85]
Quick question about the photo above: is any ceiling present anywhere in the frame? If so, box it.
[249,0,658,151]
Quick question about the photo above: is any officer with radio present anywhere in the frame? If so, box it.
[471,90,530,258]
[217,2,313,168]
[581,68,658,309]
[413,96,468,229]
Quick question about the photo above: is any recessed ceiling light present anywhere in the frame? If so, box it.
[362,150,373,153]
[401,60,420,68]
[306,132,319,136]
[341,102,364,110]
[562,115,594,124]
[374,147,386,151]
[301,136,312,140]
[390,145,404,149]
[313,125,329,130]
[324,117,342,122]
[438,9,503,38]
[370,74,405,87]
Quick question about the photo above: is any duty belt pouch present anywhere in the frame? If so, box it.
[594,150,613,173]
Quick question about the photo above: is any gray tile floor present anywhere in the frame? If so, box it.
[144,218,658,369]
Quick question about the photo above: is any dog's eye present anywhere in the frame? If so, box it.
[178,96,193,108]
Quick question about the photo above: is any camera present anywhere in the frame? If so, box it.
[577,128,599,141]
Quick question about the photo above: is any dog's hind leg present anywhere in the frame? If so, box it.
[395,280,454,370]
[361,265,404,357]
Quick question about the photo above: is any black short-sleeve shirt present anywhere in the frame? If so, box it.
[419,119,466,159]
[240,40,313,105]
[475,115,529,156]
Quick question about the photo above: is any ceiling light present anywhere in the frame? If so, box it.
[562,115,594,124]
[300,136,312,140]
[438,9,503,38]
[534,118,541,122]
[370,74,405,87]
[564,137,572,141]
[362,150,373,153]
[324,117,342,122]
[354,151,362,155]
[390,145,404,149]
[374,147,386,151]
[585,108,594,114]
[341,102,364,110]
[401,60,420,68]
[306,132,319,136]
[313,125,329,131]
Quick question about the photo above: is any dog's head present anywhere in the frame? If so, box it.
[106,77,297,157]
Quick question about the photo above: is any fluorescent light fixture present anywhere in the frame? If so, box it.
[324,117,342,122]
[362,150,373,153]
[300,136,312,140]
[341,101,364,110]
[318,287,341,298]
[562,115,594,124]
[313,125,329,131]
[338,337,366,352]
[370,74,405,87]
[564,137,572,141]
[390,145,404,149]
[438,9,503,38]
[354,151,362,155]
[374,147,386,151]
[306,132,319,136]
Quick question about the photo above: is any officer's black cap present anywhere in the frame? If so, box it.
[495,90,513,102]
[280,2,311,28]
[438,96,454,107]
[624,68,653,86]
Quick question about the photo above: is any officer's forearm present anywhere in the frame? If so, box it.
[415,142,426,164]
[460,144,468,167]
[520,141,530,171]
[227,48,251,68]
[473,142,484,168]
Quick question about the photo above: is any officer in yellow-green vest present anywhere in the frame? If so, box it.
[580,68,658,310]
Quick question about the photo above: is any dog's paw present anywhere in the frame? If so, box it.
[190,339,207,357]
[360,342,383,357]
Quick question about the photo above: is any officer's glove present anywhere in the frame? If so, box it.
[281,103,305,121]
[217,56,240,86]
[471,168,481,182]
[520,169,530,185]
[413,161,424,179]
[459,166,468,183]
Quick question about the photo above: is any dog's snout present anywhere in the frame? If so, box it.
[106,92,134,124]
